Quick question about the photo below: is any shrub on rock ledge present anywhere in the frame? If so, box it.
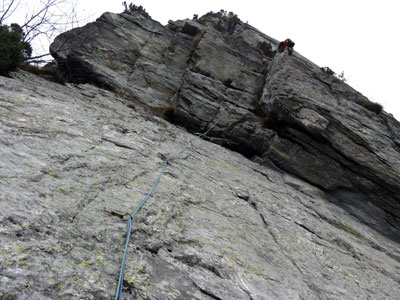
[355,97,383,114]
[0,23,32,76]
[122,2,150,18]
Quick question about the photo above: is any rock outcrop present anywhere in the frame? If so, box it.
[0,10,399,300]
[51,11,400,241]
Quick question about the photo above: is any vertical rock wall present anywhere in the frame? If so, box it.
[50,10,400,240]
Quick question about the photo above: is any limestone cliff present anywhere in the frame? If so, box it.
[0,10,399,300]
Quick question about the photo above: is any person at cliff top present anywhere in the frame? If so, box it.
[278,38,295,55]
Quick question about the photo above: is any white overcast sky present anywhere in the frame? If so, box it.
[7,0,400,120]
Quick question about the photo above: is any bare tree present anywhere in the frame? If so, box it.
[1,0,85,63]
[0,0,21,24]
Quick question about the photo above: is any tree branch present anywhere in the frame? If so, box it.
[0,0,20,24]
[2,0,87,65]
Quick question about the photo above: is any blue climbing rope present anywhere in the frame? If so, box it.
[114,54,276,300]
[115,160,168,300]
[113,111,229,299]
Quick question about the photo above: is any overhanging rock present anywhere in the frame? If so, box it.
[50,10,400,240]
[1,69,400,300]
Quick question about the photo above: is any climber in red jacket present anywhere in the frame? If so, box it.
[278,38,295,55]
[278,40,287,52]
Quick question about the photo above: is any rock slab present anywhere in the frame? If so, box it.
[0,69,399,300]
[0,9,399,300]
[51,10,400,242]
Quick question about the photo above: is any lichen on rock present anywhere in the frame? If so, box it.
[1,9,399,300]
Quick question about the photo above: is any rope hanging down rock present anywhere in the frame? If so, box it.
[113,52,278,300]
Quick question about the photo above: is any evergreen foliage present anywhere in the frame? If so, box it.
[0,23,32,76]
[321,66,335,76]
[122,2,149,18]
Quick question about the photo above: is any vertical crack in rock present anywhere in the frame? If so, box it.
[294,222,325,240]
[232,187,272,230]
[268,228,304,277]
[259,213,269,228]
[186,29,208,65]
[128,32,154,77]
[267,228,323,299]
[101,137,137,151]
[241,288,256,300]
[193,282,223,300]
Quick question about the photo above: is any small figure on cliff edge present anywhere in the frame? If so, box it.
[278,38,295,56]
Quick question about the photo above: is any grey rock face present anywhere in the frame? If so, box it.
[0,10,398,300]
[1,68,400,300]
[260,53,400,241]
[50,11,400,242]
